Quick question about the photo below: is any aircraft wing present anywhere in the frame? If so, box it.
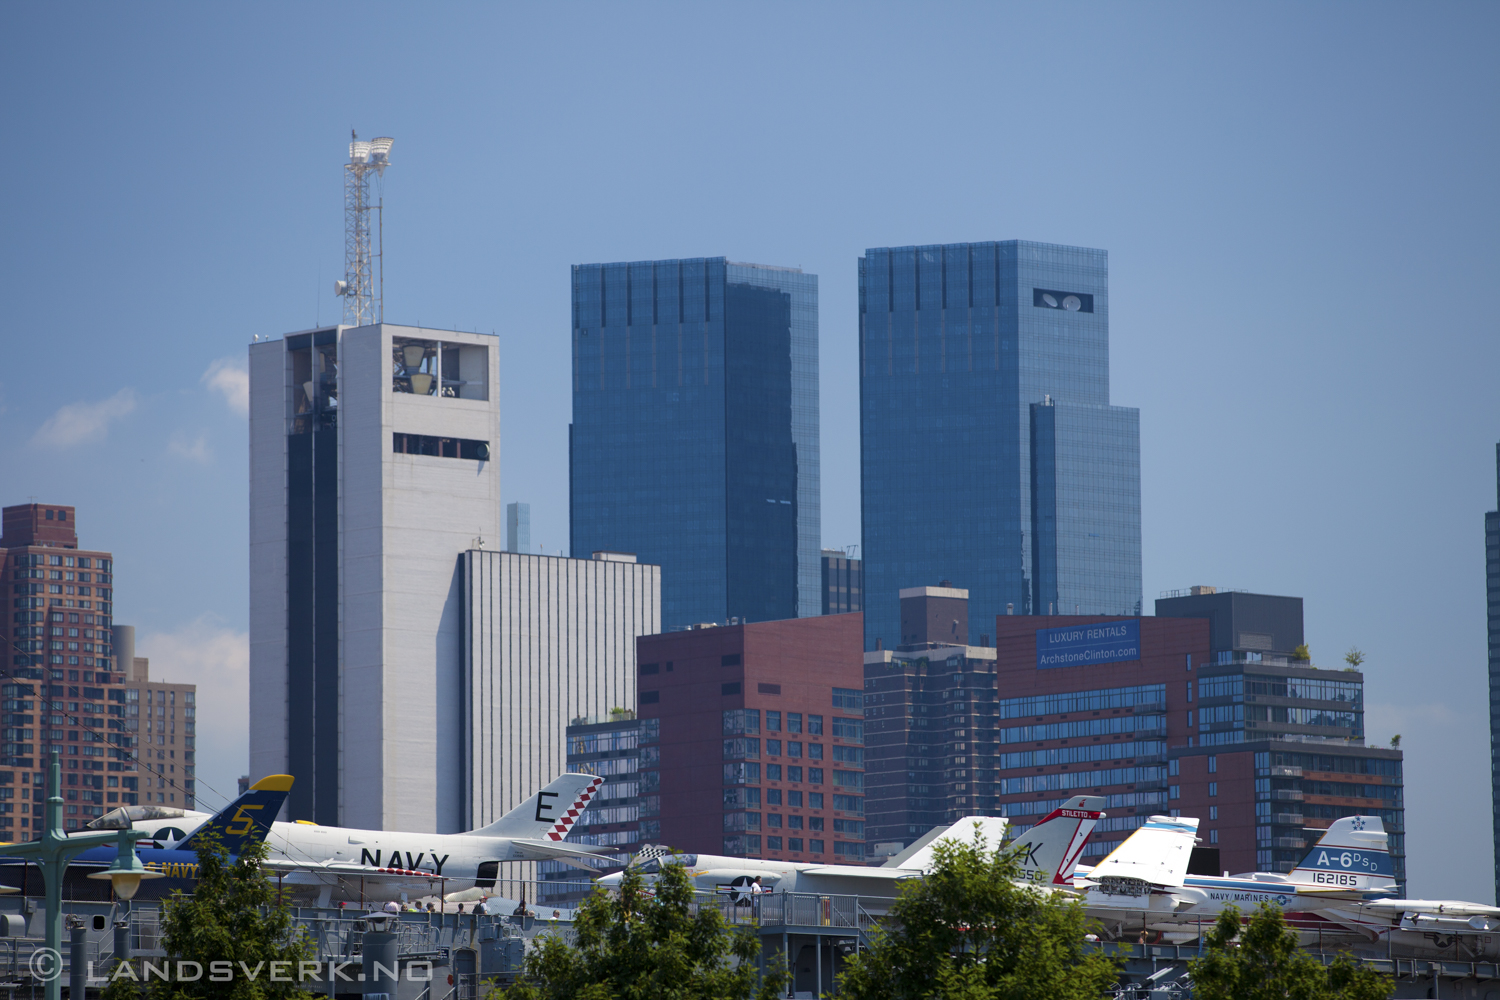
[1076,815,1198,890]
[1356,899,1500,918]
[800,866,907,879]
[504,838,619,867]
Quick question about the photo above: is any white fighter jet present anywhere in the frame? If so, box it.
[597,795,1107,906]
[88,773,610,905]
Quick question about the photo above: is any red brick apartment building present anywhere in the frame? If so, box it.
[637,613,867,863]
[0,504,141,833]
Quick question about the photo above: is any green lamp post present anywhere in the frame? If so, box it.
[4,750,160,1000]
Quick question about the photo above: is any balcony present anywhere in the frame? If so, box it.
[1269,813,1305,826]
[1272,789,1304,802]
[1269,765,1303,778]
[1272,837,1307,849]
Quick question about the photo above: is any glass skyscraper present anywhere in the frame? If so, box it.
[858,241,1140,649]
[570,258,819,629]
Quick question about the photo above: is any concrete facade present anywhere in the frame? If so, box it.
[462,550,659,832]
[249,324,501,833]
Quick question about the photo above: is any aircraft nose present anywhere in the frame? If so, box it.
[596,873,621,888]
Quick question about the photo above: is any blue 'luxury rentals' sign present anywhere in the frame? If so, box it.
[1036,620,1141,669]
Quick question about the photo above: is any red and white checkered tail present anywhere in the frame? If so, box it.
[466,773,607,840]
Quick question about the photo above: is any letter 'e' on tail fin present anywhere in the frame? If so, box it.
[1289,816,1396,891]
[1010,795,1107,885]
[468,774,605,840]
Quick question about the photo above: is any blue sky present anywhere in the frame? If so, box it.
[2,4,1496,898]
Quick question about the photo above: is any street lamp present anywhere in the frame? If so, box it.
[4,751,159,1000]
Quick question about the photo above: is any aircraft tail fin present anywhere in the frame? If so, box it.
[178,775,294,855]
[1082,815,1198,890]
[1289,816,1396,890]
[1008,795,1106,885]
[468,774,604,840]
[890,816,1009,873]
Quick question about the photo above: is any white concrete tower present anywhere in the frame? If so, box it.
[249,324,500,833]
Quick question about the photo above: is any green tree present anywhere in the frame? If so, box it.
[502,861,788,1000]
[1344,647,1365,670]
[836,826,1118,1000]
[1293,644,1312,663]
[1189,903,1389,1000]
[104,832,315,1000]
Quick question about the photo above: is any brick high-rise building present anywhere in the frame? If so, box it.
[636,614,866,863]
[0,503,140,835]
[117,642,196,810]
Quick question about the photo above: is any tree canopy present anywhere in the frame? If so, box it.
[1189,903,1390,1000]
[836,825,1118,1000]
[502,861,787,1000]
[104,831,316,1000]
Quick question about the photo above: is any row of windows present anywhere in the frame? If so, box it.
[1254,751,1401,777]
[723,710,825,736]
[8,553,108,570]
[722,836,835,856]
[723,763,828,785]
[722,739,827,761]
[995,683,1165,720]
[1198,674,1363,705]
[722,788,826,809]
[11,569,109,583]
[997,765,1165,796]
[998,713,1164,745]
[999,740,1165,771]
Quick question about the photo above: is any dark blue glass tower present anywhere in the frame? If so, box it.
[570,258,819,629]
[859,241,1141,650]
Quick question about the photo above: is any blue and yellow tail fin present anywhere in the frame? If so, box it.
[178,775,293,856]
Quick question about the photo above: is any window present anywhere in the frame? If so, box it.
[765,711,781,731]
[810,839,825,854]
[787,713,802,734]
[1169,785,1180,800]
[639,663,659,675]
[1209,806,1218,821]
[834,841,864,860]
[1208,782,1218,797]
[723,710,759,735]
[722,738,759,760]
[723,763,759,785]
[832,746,862,766]
[808,793,824,809]
[721,654,741,667]
[766,740,781,757]
[1208,756,1217,773]
[787,742,802,758]
[1209,829,1219,844]
[765,789,782,806]
[787,815,803,830]
[832,689,863,714]
[831,718,861,742]
[1187,711,1193,728]
[1186,681,1193,703]
[785,790,801,807]
[787,766,802,782]
[767,837,783,851]
[788,838,803,852]
[721,682,741,696]
[757,683,781,695]
[808,743,824,760]
[390,433,491,461]
[807,768,822,784]
[765,764,781,781]
[640,691,659,704]
[808,714,823,735]
[767,814,782,829]
[1168,759,1179,776]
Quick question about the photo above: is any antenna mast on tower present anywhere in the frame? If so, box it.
[335,131,393,327]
